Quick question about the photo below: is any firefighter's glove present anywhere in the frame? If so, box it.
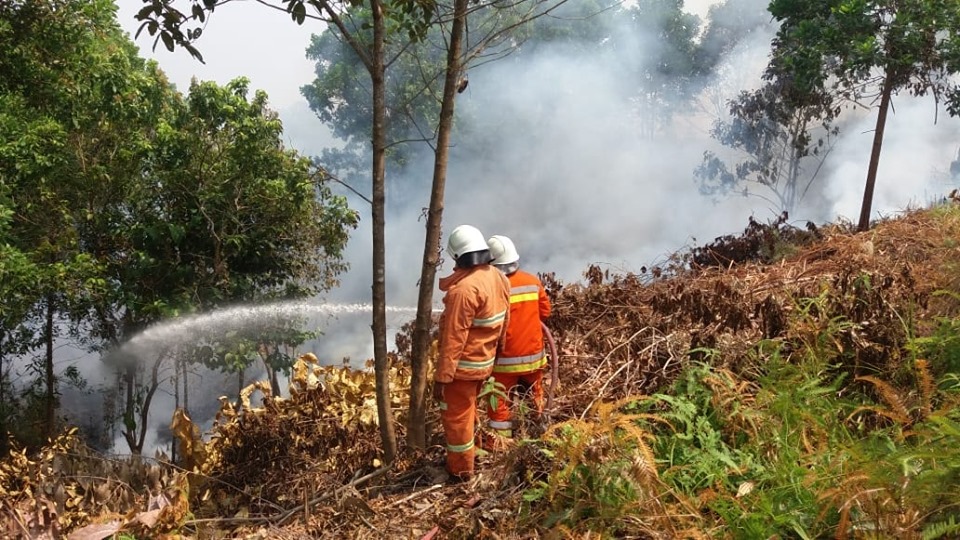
[432,380,446,402]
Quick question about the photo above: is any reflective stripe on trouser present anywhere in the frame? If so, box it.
[440,378,483,478]
[487,369,544,427]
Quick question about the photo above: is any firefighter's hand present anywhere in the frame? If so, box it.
[432,380,445,402]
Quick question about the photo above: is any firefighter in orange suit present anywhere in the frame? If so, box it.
[484,235,551,444]
[433,224,511,479]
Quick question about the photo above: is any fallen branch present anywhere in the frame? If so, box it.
[181,465,392,528]
[579,332,673,420]
[274,465,392,525]
[382,483,443,509]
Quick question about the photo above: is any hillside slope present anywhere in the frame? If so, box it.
[6,205,960,539]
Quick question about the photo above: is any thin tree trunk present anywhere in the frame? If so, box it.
[370,0,398,465]
[0,335,6,455]
[122,364,136,452]
[182,356,189,414]
[173,355,180,464]
[857,71,894,232]
[257,344,281,396]
[408,0,468,450]
[134,356,163,454]
[44,295,56,439]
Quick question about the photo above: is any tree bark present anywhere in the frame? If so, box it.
[121,354,164,455]
[259,345,281,396]
[122,363,136,452]
[370,0,398,464]
[857,70,894,232]
[408,0,468,450]
[134,356,163,454]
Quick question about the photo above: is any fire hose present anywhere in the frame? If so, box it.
[542,322,559,417]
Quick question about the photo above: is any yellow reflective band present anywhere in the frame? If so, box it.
[458,357,495,371]
[510,292,538,304]
[493,356,547,373]
[447,439,475,453]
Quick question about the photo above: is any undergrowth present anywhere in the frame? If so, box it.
[521,288,960,539]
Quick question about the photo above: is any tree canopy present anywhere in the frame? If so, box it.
[0,0,358,453]
[766,0,960,229]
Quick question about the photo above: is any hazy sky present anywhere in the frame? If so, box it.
[116,0,338,154]
[115,1,722,152]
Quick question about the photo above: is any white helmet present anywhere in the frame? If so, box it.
[447,224,488,260]
[487,235,519,265]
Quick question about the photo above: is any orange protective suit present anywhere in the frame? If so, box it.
[436,265,510,478]
[487,269,551,437]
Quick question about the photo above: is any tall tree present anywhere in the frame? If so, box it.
[696,69,838,214]
[767,0,960,231]
[136,0,593,456]
[136,0,437,464]
[0,182,38,453]
[622,0,700,138]
[302,0,599,448]
[99,77,356,454]
[0,0,156,442]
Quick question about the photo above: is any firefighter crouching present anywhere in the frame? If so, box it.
[484,235,552,449]
[433,224,511,480]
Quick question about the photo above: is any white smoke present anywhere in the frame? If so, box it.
[820,97,960,221]
[51,0,960,455]
[325,0,960,355]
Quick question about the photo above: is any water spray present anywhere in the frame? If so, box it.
[121,299,438,353]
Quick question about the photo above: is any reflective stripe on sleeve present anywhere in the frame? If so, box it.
[489,420,513,430]
[457,357,496,371]
[473,310,506,327]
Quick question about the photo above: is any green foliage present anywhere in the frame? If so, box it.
[0,0,164,443]
[764,0,960,227]
[2,0,359,452]
[523,398,665,535]
[478,376,508,411]
[767,0,960,106]
[907,293,960,375]
[529,279,960,538]
[924,516,960,540]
